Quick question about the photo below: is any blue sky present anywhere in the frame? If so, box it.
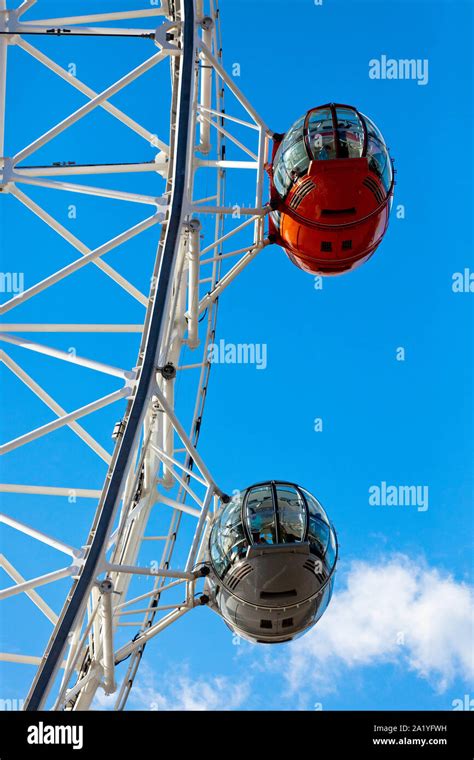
[0,0,473,711]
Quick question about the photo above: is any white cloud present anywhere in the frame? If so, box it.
[92,555,472,710]
[92,691,116,710]
[284,555,473,695]
[128,661,251,711]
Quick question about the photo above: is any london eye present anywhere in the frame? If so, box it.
[0,0,394,711]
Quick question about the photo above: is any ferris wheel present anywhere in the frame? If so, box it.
[0,0,393,711]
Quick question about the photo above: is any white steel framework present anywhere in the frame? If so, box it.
[0,0,273,709]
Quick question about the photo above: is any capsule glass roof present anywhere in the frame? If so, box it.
[273,104,393,198]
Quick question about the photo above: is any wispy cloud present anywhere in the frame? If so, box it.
[92,555,472,711]
[127,661,251,711]
[282,554,473,696]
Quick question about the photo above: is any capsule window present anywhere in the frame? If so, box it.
[335,107,364,159]
[260,619,273,629]
[307,107,336,161]
[275,485,306,542]
[280,115,305,149]
[308,517,330,556]
[324,527,338,573]
[321,241,332,252]
[209,494,248,579]
[342,240,352,250]
[361,112,385,143]
[282,139,310,182]
[301,489,330,524]
[359,112,392,191]
[314,580,335,625]
[218,499,246,561]
[273,136,310,199]
[210,535,227,578]
[246,486,277,545]
[300,488,332,557]
[273,158,291,198]
[282,618,294,629]
[366,137,391,191]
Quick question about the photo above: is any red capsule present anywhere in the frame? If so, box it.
[268,103,394,275]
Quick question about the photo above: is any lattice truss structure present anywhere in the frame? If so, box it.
[0,0,272,709]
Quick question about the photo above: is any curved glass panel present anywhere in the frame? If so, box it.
[220,518,246,564]
[335,107,364,158]
[314,577,335,624]
[210,497,247,578]
[275,485,306,542]
[273,115,310,198]
[324,526,337,572]
[308,515,330,556]
[210,526,226,577]
[282,139,310,182]
[219,496,242,529]
[361,113,385,143]
[360,113,392,192]
[307,107,336,160]
[301,488,331,556]
[366,136,392,192]
[301,489,330,524]
[280,115,305,151]
[273,157,291,197]
[245,485,276,544]
[285,115,306,143]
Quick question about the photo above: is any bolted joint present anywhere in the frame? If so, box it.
[201,16,214,31]
[0,157,13,193]
[0,12,12,35]
[111,419,126,440]
[154,20,180,50]
[99,579,113,595]
[198,594,210,606]
[220,493,231,504]
[158,362,177,380]
[187,218,201,233]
